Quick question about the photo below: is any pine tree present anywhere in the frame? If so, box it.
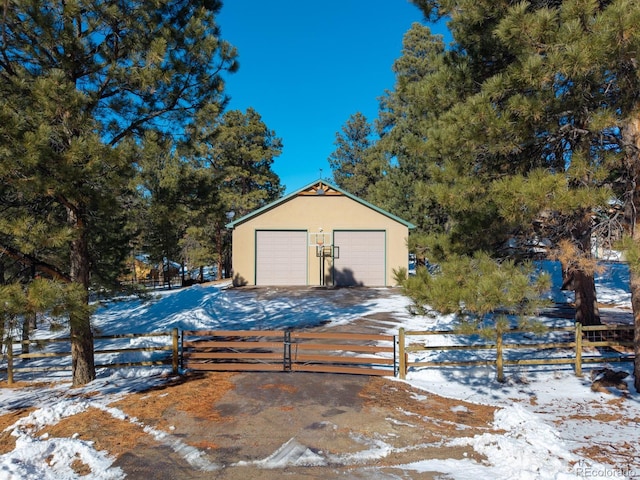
[187,108,284,280]
[487,0,640,333]
[328,112,387,199]
[213,108,284,215]
[386,0,640,331]
[134,132,209,287]
[0,0,237,385]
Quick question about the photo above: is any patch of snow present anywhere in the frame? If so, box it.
[236,438,326,468]
[0,434,125,480]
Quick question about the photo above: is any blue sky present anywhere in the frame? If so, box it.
[217,1,440,193]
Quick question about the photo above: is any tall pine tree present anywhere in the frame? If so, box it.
[384,0,632,330]
[0,0,237,385]
[328,112,387,199]
[186,108,284,280]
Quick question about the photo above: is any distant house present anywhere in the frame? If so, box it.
[226,180,415,287]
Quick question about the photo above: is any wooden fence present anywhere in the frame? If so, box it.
[181,330,287,372]
[398,323,635,381]
[2,329,179,384]
[182,329,396,376]
[1,323,634,384]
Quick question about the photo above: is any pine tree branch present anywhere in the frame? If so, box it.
[0,0,15,77]
[0,243,71,282]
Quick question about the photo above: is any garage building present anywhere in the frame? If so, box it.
[226,180,415,287]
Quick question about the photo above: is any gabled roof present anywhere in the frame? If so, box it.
[226,179,416,229]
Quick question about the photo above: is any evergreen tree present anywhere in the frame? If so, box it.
[328,112,387,199]
[133,131,220,286]
[370,23,457,238]
[487,0,640,388]
[187,108,284,280]
[386,0,637,334]
[213,108,284,216]
[0,0,237,385]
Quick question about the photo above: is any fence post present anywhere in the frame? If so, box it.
[496,330,504,383]
[398,328,406,380]
[575,322,582,377]
[7,338,13,385]
[283,330,292,372]
[172,328,179,374]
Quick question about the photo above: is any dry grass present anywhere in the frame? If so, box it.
[0,380,57,389]
[69,457,91,476]
[575,442,637,467]
[11,372,237,468]
[359,377,498,440]
[0,408,36,454]
[112,372,236,426]
[41,407,151,457]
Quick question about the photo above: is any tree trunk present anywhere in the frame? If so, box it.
[572,269,601,327]
[21,318,30,358]
[624,203,640,389]
[622,117,640,393]
[632,218,640,392]
[630,269,640,393]
[561,266,601,327]
[68,207,95,386]
[70,304,95,386]
[561,226,602,327]
[216,227,223,281]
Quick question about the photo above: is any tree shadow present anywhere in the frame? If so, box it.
[333,268,364,287]
[232,273,248,287]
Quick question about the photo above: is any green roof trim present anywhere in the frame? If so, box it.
[226,179,416,229]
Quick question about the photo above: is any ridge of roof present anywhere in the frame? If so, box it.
[225,179,416,229]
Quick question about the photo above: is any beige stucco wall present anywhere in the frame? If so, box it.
[230,195,410,286]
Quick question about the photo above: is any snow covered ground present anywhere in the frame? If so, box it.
[0,261,638,479]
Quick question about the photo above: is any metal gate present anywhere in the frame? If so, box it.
[181,329,397,376]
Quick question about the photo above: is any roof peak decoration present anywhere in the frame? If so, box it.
[297,181,342,196]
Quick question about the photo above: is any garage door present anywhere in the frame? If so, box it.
[333,231,385,286]
[256,231,307,285]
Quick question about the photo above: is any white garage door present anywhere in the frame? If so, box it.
[256,231,307,285]
[333,231,385,286]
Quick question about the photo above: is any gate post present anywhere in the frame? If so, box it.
[398,328,406,380]
[283,330,292,372]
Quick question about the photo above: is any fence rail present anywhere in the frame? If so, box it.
[1,323,634,384]
[182,329,396,376]
[398,323,634,381]
[2,329,179,384]
[289,331,396,376]
[182,329,287,372]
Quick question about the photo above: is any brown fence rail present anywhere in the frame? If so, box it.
[398,323,634,381]
[2,329,179,384]
[289,331,396,376]
[182,329,396,376]
[181,330,287,372]
[2,323,633,384]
